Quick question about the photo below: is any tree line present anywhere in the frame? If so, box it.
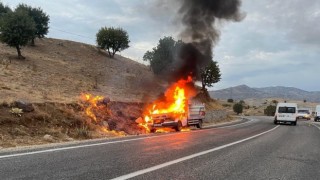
[0,3,49,59]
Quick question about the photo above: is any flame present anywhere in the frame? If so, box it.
[139,76,195,133]
[80,93,123,136]
[81,93,104,122]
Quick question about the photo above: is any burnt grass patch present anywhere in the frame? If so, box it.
[0,101,145,148]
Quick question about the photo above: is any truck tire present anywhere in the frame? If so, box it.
[175,121,182,132]
[293,121,297,126]
[196,120,203,129]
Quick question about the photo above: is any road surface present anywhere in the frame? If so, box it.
[0,117,320,179]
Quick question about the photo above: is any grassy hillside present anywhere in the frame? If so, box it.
[0,38,161,103]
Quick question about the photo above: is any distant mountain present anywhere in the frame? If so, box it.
[210,85,320,102]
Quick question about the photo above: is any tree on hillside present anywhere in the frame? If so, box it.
[233,103,243,115]
[200,60,221,91]
[264,105,276,116]
[143,36,182,75]
[0,10,36,59]
[15,4,49,46]
[96,27,130,58]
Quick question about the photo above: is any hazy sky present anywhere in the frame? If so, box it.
[2,0,320,91]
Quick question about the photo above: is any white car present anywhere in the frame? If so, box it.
[274,103,298,126]
[297,109,311,120]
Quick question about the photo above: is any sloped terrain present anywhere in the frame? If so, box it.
[0,38,163,147]
[0,38,161,103]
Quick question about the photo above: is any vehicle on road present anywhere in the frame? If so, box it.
[297,109,311,120]
[315,105,320,122]
[149,103,205,132]
[274,103,298,125]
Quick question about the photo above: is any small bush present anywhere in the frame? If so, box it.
[264,105,276,116]
[233,103,243,115]
[227,99,234,103]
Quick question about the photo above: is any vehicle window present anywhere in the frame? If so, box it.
[279,107,296,113]
[298,110,309,114]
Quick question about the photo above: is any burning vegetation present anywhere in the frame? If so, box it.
[80,93,125,136]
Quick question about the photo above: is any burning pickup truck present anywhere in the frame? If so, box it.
[137,76,206,133]
[149,103,205,132]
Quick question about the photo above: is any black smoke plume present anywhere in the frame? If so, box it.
[171,0,244,81]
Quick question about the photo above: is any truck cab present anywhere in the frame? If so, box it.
[150,103,205,132]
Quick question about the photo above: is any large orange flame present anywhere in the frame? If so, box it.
[139,76,195,133]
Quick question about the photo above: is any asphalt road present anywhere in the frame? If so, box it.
[0,117,320,180]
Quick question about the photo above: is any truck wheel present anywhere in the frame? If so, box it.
[150,128,156,133]
[175,121,182,132]
[274,119,278,125]
[196,120,203,129]
[293,121,297,126]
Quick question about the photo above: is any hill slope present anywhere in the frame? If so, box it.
[0,38,161,103]
[210,85,320,102]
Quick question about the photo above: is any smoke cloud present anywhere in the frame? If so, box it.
[172,0,245,80]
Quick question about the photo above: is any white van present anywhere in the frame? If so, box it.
[274,103,298,125]
[315,105,320,122]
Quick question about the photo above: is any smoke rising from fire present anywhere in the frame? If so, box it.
[172,0,245,80]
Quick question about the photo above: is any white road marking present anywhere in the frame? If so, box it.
[111,125,280,180]
[0,134,171,159]
[205,118,254,129]
[310,123,320,130]
[0,118,255,159]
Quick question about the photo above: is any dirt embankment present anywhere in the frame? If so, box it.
[0,101,147,148]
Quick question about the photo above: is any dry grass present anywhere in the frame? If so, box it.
[0,38,160,103]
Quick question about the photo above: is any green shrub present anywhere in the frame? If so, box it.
[264,105,276,116]
[227,99,234,103]
[233,103,243,115]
